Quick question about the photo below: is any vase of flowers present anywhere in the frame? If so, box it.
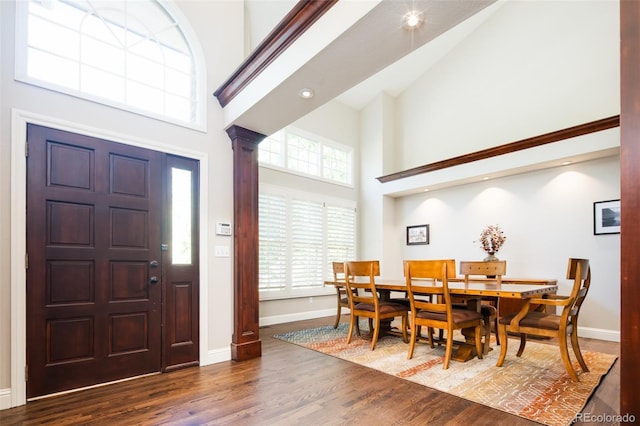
[478,224,506,261]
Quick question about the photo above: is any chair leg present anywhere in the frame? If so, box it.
[559,335,579,382]
[355,316,361,336]
[407,317,417,359]
[516,333,527,357]
[401,314,408,343]
[426,327,434,348]
[370,319,380,351]
[474,324,483,360]
[333,304,341,329]
[494,317,500,345]
[346,313,355,344]
[482,316,493,355]
[443,327,454,369]
[496,324,508,367]
[570,329,589,373]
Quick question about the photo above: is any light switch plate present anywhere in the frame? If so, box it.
[214,245,230,257]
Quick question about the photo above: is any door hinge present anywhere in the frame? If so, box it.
[25,253,28,270]
[25,141,29,157]
[25,365,28,382]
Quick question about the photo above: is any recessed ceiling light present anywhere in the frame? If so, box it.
[482,176,490,180]
[423,188,430,192]
[299,88,314,99]
[402,10,424,29]
[562,161,572,165]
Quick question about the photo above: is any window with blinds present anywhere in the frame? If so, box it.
[259,186,356,299]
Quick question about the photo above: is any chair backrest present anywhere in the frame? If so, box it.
[565,258,591,321]
[404,259,456,314]
[333,260,379,279]
[332,261,345,281]
[344,260,380,308]
[459,260,506,284]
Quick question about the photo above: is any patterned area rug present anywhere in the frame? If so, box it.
[273,324,617,426]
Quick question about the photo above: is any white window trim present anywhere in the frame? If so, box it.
[14,0,208,132]
[259,184,356,301]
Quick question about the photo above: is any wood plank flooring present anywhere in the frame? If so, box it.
[0,315,619,425]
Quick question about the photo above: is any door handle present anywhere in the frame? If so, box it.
[150,260,159,268]
[150,276,159,285]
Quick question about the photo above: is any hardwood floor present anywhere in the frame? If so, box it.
[1,315,619,425]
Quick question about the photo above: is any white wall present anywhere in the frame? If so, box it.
[0,0,244,407]
[395,154,620,339]
[396,0,619,169]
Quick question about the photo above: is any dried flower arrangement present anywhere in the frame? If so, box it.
[478,224,506,254]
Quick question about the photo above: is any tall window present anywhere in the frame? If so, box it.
[259,185,356,299]
[15,0,205,130]
[259,127,353,186]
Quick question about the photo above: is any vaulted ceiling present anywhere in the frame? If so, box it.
[228,0,499,135]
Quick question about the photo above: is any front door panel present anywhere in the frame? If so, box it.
[26,124,162,398]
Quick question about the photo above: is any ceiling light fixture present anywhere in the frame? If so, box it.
[402,10,424,30]
[562,161,573,165]
[299,88,314,99]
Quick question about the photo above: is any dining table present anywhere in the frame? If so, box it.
[324,276,558,362]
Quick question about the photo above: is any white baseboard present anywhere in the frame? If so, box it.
[260,308,337,327]
[201,309,338,366]
[0,388,11,410]
[203,347,231,366]
[578,326,620,342]
[258,312,620,343]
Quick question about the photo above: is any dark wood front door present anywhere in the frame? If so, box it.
[26,124,165,398]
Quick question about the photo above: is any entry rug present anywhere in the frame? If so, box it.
[273,324,617,426]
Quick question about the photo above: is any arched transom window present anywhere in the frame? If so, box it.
[16,0,205,130]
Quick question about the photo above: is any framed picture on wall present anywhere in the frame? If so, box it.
[407,224,429,245]
[594,199,620,235]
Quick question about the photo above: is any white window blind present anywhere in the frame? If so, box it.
[258,193,287,290]
[259,186,356,298]
[291,199,323,289]
[326,204,356,279]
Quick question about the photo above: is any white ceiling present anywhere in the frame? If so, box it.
[234,0,501,134]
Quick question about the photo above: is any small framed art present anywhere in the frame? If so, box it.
[593,199,620,235]
[407,224,429,245]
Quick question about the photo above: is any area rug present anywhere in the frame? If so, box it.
[273,324,617,426]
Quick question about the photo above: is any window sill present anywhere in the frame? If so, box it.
[259,286,336,301]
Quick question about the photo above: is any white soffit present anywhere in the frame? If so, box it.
[380,128,621,197]
[222,0,383,133]
[222,0,496,136]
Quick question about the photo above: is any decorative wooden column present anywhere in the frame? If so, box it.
[620,0,640,416]
[226,125,265,361]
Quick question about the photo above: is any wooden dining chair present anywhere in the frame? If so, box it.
[496,258,591,382]
[331,261,360,335]
[344,260,408,350]
[459,260,507,350]
[405,259,483,369]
